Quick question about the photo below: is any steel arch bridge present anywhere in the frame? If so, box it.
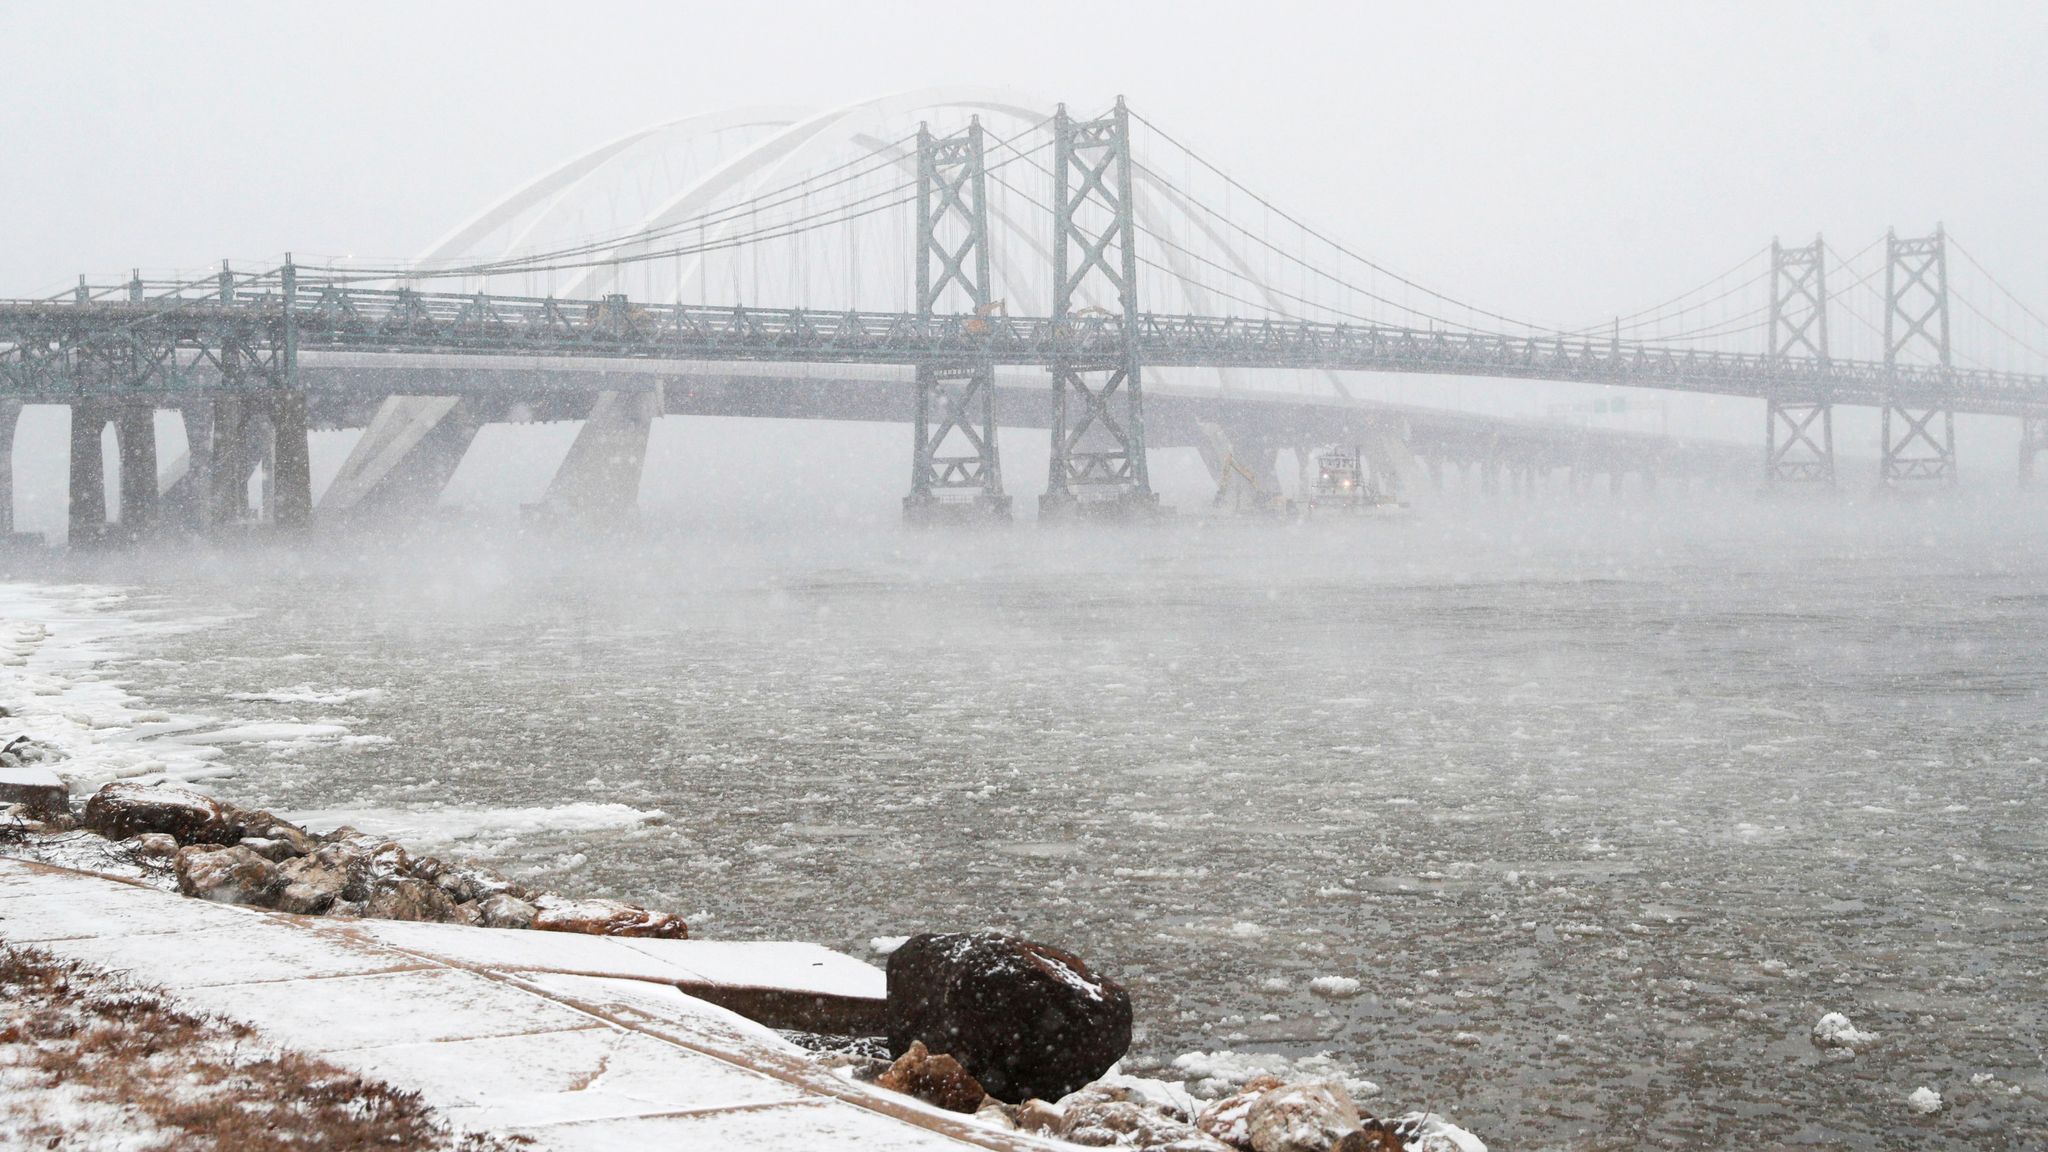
[2,89,2044,542]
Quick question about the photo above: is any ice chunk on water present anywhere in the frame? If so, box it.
[1308,975,1361,999]
[1812,1011,1876,1049]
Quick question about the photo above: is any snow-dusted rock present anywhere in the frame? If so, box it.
[1907,1085,1943,1114]
[1331,1122,1406,1152]
[1013,1097,1066,1135]
[531,893,687,939]
[1812,1011,1877,1049]
[174,844,284,905]
[0,756,67,818]
[973,1097,1019,1129]
[886,931,1133,1104]
[427,861,519,904]
[475,892,538,929]
[1060,1099,1232,1150]
[364,876,462,923]
[1094,1067,1202,1122]
[874,1039,987,1113]
[1055,1082,1231,1150]
[84,781,239,845]
[1246,1081,1359,1152]
[1194,1076,1282,1148]
[274,843,370,915]
[128,832,179,859]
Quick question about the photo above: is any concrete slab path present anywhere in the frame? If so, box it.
[0,856,1067,1151]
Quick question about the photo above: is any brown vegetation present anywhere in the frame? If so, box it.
[0,942,527,1151]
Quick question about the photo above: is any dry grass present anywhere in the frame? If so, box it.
[0,942,528,1151]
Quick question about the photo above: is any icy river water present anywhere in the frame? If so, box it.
[22,494,2048,1149]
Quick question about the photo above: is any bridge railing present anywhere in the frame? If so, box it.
[4,276,2047,414]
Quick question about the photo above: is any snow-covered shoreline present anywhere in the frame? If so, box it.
[0,581,670,851]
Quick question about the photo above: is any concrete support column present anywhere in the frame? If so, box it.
[114,405,159,538]
[158,402,213,532]
[68,402,108,546]
[319,395,481,520]
[0,399,20,536]
[270,391,313,532]
[208,396,250,526]
[533,389,654,527]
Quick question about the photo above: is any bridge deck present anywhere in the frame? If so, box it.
[3,283,2044,417]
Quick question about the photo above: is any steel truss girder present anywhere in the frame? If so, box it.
[11,291,2048,416]
[907,119,1007,521]
[1765,399,1835,485]
[1043,98,1155,519]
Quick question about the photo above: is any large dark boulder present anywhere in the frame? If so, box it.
[83,781,241,845]
[885,931,1132,1104]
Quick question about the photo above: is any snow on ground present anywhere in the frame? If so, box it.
[1908,1086,1944,1115]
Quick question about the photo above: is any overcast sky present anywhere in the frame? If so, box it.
[3,1,2045,479]
[6,1,2042,316]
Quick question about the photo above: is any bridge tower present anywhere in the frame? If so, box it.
[1041,98,1158,521]
[1764,237,1834,485]
[1880,227,1958,487]
[905,118,1009,523]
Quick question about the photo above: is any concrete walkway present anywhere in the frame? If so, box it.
[0,856,1066,1151]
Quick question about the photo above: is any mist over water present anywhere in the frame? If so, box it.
[35,489,2048,1149]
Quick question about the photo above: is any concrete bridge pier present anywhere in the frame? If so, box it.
[2021,415,2047,488]
[158,403,213,532]
[270,390,313,532]
[529,389,655,527]
[195,394,305,531]
[0,399,20,537]
[66,402,110,546]
[113,404,160,539]
[319,396,481,521]
[205,396,255,526]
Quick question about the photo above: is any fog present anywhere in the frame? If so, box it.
[3,4,2046,1150]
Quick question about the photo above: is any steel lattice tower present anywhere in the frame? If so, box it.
[904,119,1009,522]
[1765,237,1834,486]
[1881,227,1957,486]
[2023,414,2048,488]
[1041,98,1158,521]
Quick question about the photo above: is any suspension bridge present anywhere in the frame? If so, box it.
[2,90,2044,542]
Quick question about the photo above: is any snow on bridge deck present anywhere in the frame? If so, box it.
[0,856,1063,1151]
